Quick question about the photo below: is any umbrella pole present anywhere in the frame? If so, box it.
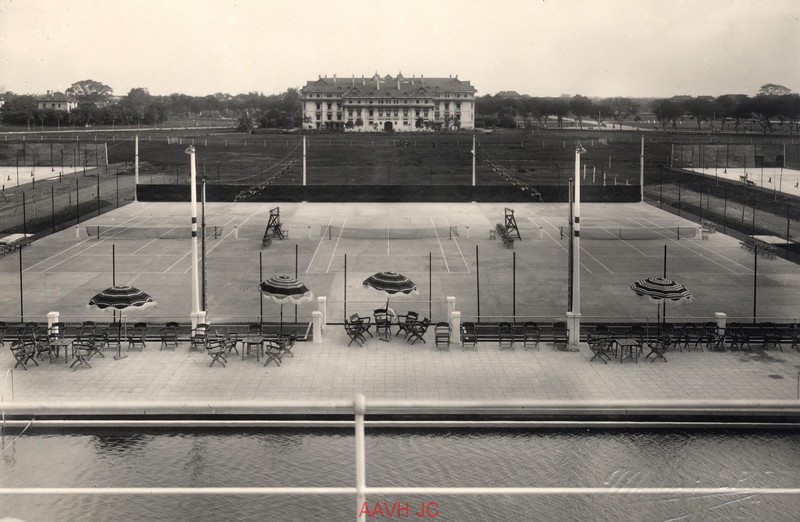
[280,304,283,335]
[114,314,127,360]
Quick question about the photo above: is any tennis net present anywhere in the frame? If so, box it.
[559,226,698,240]
[86,225,225,240]
[322,225,458,240]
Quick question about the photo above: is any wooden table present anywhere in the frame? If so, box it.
[242,335,264,361]
[615,338,641,363]
[49,338,74,365]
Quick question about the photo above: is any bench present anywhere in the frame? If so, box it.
[0,234,31,256]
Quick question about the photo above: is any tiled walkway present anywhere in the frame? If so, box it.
[4,329,800,404]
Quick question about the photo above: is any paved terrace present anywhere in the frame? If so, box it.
[3,331,800,404]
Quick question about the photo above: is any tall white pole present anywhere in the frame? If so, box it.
[104,142,109,167]
[572,147,582,315]
[303,136,307,186]
[640,135,645,202]
[568,145,585,348]
[471,135,476,186]
[134,135,139,201]
[186,146,201,325]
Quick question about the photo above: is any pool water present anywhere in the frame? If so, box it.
[1,428,799,521]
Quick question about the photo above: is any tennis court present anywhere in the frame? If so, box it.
[1,200,799,326]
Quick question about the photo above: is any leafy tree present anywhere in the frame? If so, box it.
[750,95,781,133]
[651,99,683,131]
[757,83,791,96]
[66,79,113,102]
[684,97,714,131]
[122,87,152,125]
[569,95,593,129]
[781,94,800,135]
[608,97,638,129]
[549,98,570,129]
[237,111,256,133]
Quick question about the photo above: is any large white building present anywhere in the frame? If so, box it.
[300,72,476,132]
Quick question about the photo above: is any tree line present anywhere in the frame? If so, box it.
[2,79,798,135]
[0,79,302,130]
[474,84,800,135]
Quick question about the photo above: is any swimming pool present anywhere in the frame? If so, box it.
[2,428,799,521]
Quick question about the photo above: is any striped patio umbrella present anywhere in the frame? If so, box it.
[258,275,313,332]
[630,276,693,331]
[630,277,693,303]
[363,271,417,296]
[89,285,156,310]
[89,285,155,359]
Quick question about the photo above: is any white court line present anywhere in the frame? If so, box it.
[536,217,593,273]
[443,215,470,273]
[326,217,347,274]
[431,218,451,273]
[169,207,260,274]
[603,228,648,257]
[129,237,159,256]
[41,215,154,273]
[631,216,749,273]
[25,212,149,271]
[306,217,334,274]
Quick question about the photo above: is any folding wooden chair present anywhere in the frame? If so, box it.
[552,322,569,350]
[434,322,451,350]
[374,309,392,341]
[0,321,7,347]
[523,322,541,350]
[71,337,95,370]
[10,339,38,370]
[205,337,227,367]
[127,323,148,351]
[190,323,211,351]
[645,336,671,362]
[345,319,366,347]
[280,330,297,357]
[395,311,419,337]
[263,339,285,367]
[406,317,430,345]
[587,334,612,364]
[160,322,180,350]
[498,322,515,351]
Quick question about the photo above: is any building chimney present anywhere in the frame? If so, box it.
[333,74,337,84]
[397,79,400,90]
[412,75,415,85]
[362,75,365,86]
[352,74,355,86]
[421,74,424,84]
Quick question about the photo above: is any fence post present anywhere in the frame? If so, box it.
[355,394,367,522]
[318,296,327,328]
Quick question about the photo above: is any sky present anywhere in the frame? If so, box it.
[1,0,798,99]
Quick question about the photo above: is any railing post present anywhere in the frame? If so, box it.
[318,296,327,329]
[47,311,60,332]
[450,310,461,346]
[355,394,367,521]
[312,311,323,345]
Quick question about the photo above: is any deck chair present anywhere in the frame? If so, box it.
[263,339,285,367]
[350,314,373,338]
[160,322,180,350]
[498,322,515,351]
[374,309,392,341]
[461,322,477,350]
[761,322,783,351]
[587,334,612,364]
[552,322,569,350]
[127,322,148,351]
[280,330,297,357]
[406,317,430,345]
[205,337,227,367]
[224,331,240,355]
[190,323,211,351]
[434,322,451,350]
[11,339,38,370]
[345,319,366,347]
[71,336,95,370]
[645,336,671,362]
[395,311,419,337]
[523,322,541,350]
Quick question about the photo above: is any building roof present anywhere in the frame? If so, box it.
[38,91,76,103]
[301,73,476,98]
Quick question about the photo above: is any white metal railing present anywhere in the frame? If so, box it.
[1,396,800,522]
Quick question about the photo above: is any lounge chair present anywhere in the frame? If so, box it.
[498,322,514,351]
[461,322,477,350]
